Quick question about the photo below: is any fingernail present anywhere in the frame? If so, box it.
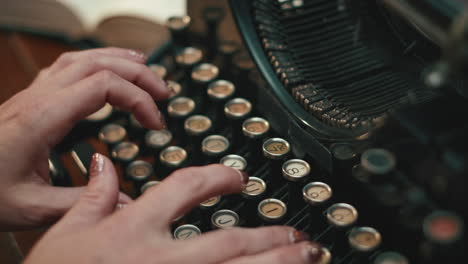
[303,242,323,263]
[289,230,310,243]
[236,170,249,186]
[158,111,167,129]
[115,203,127,210]
[128,50,147,60]
[90,153,104,177]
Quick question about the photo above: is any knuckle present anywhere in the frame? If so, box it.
[55,51,75,64]
[169,168,204,193]
[225,228,249,254]
[93,70,118,86]
[131,91,152,108]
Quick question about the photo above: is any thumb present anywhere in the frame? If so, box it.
[57,153,120,230]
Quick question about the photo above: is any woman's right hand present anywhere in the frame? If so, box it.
[25,153,324,264]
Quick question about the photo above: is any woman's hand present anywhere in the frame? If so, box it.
[25,154,323,264]
[0,47,170,230]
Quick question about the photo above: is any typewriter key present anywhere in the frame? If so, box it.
[166,15,191,46]
[207,80,235,101]
[303,182,333,235]
[148,64,167,79]
[200,196,221,209]
[140,180,160,194]
[242,117,270,139]
[303,182,333,205]
[348,227,382,252]
[191,63,219,84]
[326,203,358,228]
[191,63,219,100]
[167,97,196,119]
[184,115,212,136]
[211,209,239,229]
[220,154,247,171]
[176,47,203,68]
[207,80,236,126]
[373,251,409,264]
[242,177,267,199]
[201,135,230,162]
[354,148,397,183]
[174,224,201,240]
[167,80,182,99]
[282,159,310,182]
[111,142,139,164]
[224,98,252,120]
[144,129,172,153]
[98,123,126,145]
[421,211,464,263]
[263,138,290,160]
[85,103,113,122]
[160,146,187,168]
[258,198,287,224]
[126,160,153,192]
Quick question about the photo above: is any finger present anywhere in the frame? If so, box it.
[56,154,119,230]
[40,71,164,145]
[224,242,324,264]
[50,53,169,100]
[131,164,248,228]
[175,226,309,263]
[48,47,147,74]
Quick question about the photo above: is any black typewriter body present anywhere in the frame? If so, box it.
[50,1,467,263]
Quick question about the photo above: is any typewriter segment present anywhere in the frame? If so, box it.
[51,1,467,263]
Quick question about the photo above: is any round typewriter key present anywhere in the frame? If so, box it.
[111,142,139,163]
[361,148,396,175]
[167,15,191,47]
[140,180,160,194]
[224,98,252,120]
[167,97,196,118]
[191,63,219,84]
[373,251,409,264]
[220,154,247,171]
[201,135,230,158]
[98,123,126,145]
[200,196,221,209]
[211,209,239,229]
[176,47,203,67]
[166,80,182,99]
[174,224,201,240]
[282,159,310,182]
[348,227,382,252]
[326,203,358,228]
[184,115,212,136]
[423,211,463,244]
[148,64,167,79]
[303,182,333,205]
[258,198,287,223]
[126,160,153,181]
[207,80,235,101]
[166,15,191,32]
[242,117,270,139]
[85,103,113,122]
[263,138,290,160]
[160,146,187,168]
[144,129,172,152]
[242,177,266,199]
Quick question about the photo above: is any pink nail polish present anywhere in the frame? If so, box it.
[128,50,147,60]
[90,153,104,178]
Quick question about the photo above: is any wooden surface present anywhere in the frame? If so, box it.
[0,1,241,262]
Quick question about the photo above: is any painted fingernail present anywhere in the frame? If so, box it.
[289,230,310,243]
[303,242,323,263]
[90,153,104,177]
[237,170,249,186]
[128,50,147,60]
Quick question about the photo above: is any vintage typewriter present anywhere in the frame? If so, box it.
[49,0,467,263]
